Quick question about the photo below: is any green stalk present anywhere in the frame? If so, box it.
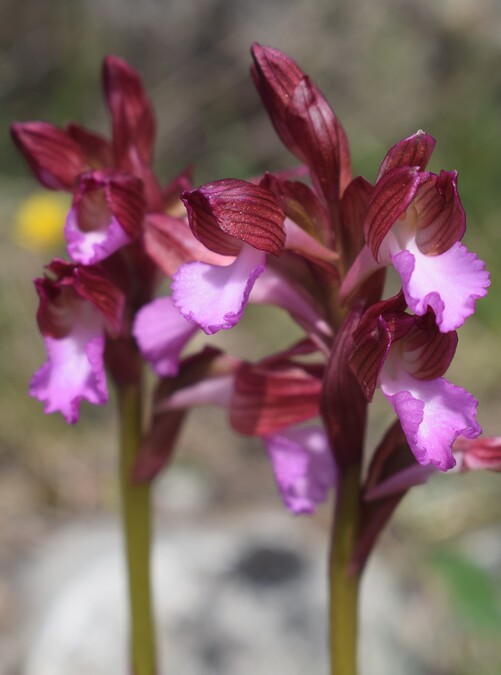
[118,381,156,675]
[328,461,362,675]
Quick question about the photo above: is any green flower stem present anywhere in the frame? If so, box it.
[118,381,156,675]
[329,461,362,675]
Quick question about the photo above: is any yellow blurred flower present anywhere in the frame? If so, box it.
[13,191,70,251]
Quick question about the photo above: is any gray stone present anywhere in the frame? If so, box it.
[19,509,417,675]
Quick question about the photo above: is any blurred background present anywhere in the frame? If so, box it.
[2,0,501,673]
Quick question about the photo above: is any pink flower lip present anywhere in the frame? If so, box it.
[30,302,108,424]
[172,244,266,335]
[380,364,481,470]
[263,426,336,514]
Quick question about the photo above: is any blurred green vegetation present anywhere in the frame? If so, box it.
[430,548,501,632]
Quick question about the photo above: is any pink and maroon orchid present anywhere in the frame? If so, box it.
[31,260,124,423]
[341,132,490,332]
[13,55,210,421]
[350,293,481,470]
[161,43,494,534]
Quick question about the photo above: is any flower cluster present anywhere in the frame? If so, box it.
[148,44,493,525]
[13,56,206,430]
[14,48,498,552]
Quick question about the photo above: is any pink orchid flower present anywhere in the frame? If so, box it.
[341,131,490,332]
[351,293,481,470]
[31,260,124,423]
[65,170,145,265]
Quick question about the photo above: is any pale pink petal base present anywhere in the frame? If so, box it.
[392,241,490,332]
[65,207,132,265]
[133,296,198,377]
[284,218,338,262]
[365,463,436,500]
[263,426,336,514]
[30,316,107,424]
[250,267,331,336]
[380,369,481,470]
[172,244,266,334]
[340,244,381,301]
[157,375,235,412]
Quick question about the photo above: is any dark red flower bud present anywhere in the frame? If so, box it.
[251,43,304,158]
[11,122,87,190]
[251,44,351,215]
[285,76,351,206]
[66,123,114,168]
[376,130,436,181]
[103,55,156,165]
[182,179,286,256]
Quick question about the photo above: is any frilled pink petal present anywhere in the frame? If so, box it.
[380,369,481,470]
[133,296,197,377]
[30,307,107,423]
[65,206,132,265]
[392,240,490,332]
[172,244,266,335]
[263,426,336,514]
